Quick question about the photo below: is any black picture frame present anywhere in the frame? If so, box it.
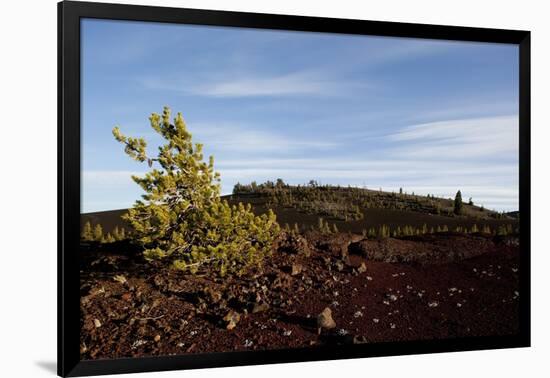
[58,1,531,376]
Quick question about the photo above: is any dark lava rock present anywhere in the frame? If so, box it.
[276,232,312,256]
[348,234,496,264]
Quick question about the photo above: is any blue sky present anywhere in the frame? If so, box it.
[81,19,519,213]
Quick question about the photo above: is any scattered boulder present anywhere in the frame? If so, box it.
[357,262,367,274]
[203,287,222,304]
[315,233,360,259]
[317,307,336,333]
[348,235,496,264]
[223,310,241,330]
[252,302,270,314]
[276,232,312,256]
[291,263,303,276]
[353,335,368,344]
[113,274,127,284]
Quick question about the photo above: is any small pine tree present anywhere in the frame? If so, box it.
[318,217,325,233]
[497,225,508,236]
[506,224,513,234]
[378,224,390,239]
[454,190,463,215]
[102,232,116,243]
[93,224,103,242]
[112,226,127,241]
[113,107,280,276]
[468,197,474,206]
[81,221,93,241]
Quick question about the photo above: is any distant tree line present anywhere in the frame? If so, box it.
[303,220,516,239]
[233,180,506,221]
[81,221,128,243]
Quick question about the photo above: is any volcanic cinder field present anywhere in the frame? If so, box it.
[79,186,520,359]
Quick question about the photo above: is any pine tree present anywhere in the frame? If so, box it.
[378,224,390,239]
[93,224,103,242]
[497,225,508,236]
[113,226,127,241]
[454,190,463,215]
[102,232,116,243]
[113,107,280,276]
[368,228,377,238]
[318,217,325,232]
[81,221,93,241]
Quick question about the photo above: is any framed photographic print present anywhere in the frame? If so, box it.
[58,1,530,376]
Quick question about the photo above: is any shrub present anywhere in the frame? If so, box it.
[113,107,280,276]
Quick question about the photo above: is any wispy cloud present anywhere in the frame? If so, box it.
[387,115,518,159]
[142,70,369,98]
[191,122,338,152]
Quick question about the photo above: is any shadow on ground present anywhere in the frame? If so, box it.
[35,361,56,375]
